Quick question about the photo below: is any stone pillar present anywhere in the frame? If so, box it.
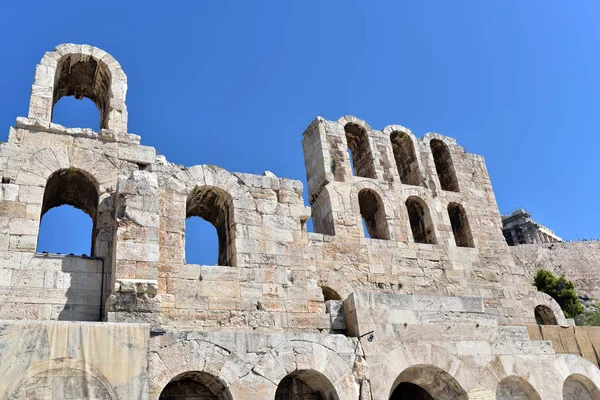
[106,170,162,328]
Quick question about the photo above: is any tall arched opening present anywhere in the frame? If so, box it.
[406,197,436,244]
[430,139,459,192]
[447,203,474,247]
[186,186,235,266]
[275,370,339,400]
[358,189,390,240]
[345,123,376,179]
[38,168,99,255]
[390,130,422,186]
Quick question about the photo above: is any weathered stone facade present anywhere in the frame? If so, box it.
[0,43,599,399]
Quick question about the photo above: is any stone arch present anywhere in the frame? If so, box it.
[385,126,424,186]
[554,355,600,400]
[370,343,468,400]
[337,116,376,179]
[186,186,234,266]
[563,374,600,400]
[159,371,232,400]
[39,168,100,255]
[357,188,390,240]
[175,165,256,267]
[429,139,459,192]
[275,370,339,400]
[148,338,243,400]
[28,43,128,132]
[317,269,354,301]
[496,376,541,400]
[405,196,436,244]
[252,339,357,400]
[3,357,116,400]
[447,203,474,248]
[389,365,468,400]
[530,291,568,325]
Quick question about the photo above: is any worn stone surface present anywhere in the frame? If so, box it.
[0,43,599,399]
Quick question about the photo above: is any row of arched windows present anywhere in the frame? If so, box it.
[344,123,460,192]
[358,188,474,247]
[36,168,473,269]
[158,367,600,400]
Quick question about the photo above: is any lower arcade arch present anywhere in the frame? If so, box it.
[563,373,600,400]
[496,376,541,400]
[275,370,339,400]
[389,365,467,400]
[159,371,232,400]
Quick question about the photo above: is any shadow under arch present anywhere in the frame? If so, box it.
[275,369,339,400]
[159,371,232,400]
[496,375,541,400]
[389,364,468,400]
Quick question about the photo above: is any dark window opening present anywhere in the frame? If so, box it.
[38,168,99,255]
[390,131,422,186]
[358,189,390,240]
[390,382,434,400]
[430,139,459,192]
[345,123,376,179]
[52,54,112,130]
[535,305,558,325]
[448,203,474,247]
[275,370,339,400]
[186,186,235,266]
[406,197,436,244]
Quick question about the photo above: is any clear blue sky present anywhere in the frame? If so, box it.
[1,1,598,262]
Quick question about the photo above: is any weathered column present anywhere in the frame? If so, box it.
[106,170,162,327]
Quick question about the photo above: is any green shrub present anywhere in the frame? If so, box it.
[533,269,583,318]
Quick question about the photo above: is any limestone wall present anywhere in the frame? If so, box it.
[511,242,600,299]
[0,320,148,399]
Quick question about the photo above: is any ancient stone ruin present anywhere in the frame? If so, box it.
[0,43,599,399]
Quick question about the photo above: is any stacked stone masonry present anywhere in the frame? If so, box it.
[0,43,598,399]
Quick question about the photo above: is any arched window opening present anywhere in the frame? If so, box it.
[275,370,339,400]
[38,168,99,255]
[563,374,600,400]
[390,131,422,186]
[389,365,468,400]
[186,186,234,266]
[159,371,232,400]
[447,203,474,247]
[185,216,219,266]
[430,139,459,192]
[534,305,558,325]
[52,96,101,131]
[406,197,436,244]
[496,376,541,400]
[52,54,112,130]
[358,189,390,240]
[345,123,376,179]
[321,286,347,334]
